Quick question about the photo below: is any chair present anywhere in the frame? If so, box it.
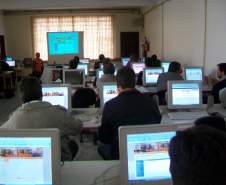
[72,87,97,108]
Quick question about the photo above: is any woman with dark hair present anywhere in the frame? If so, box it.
[157,61,183,92]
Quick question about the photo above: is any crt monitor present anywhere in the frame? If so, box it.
[0,129,60,185]
[143,67,164,86]
[119,124,178,185]
[5,56,16,67]
[51,69,63,83]
[122,58,130,66]
[77,63,89,76]
[167,81,202,109]
[132,63,145,74]
[63,69,85,87]
[42,85,71,112]
[161,61,171,72]
[184,67,203,81]
[100,82,118,108]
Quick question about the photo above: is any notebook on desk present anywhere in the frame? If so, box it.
[0,129,60,185]
[167,81,208,120]
[119,124,191,185]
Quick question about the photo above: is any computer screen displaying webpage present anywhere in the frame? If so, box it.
[127,131,175,183]
[172,83,200,105]
[132,63,145,74]
[0,137,52,185]
[185,68,203,81]
[145,69,163,84]
[77,64,88,75]
[42,86,69,109]
[103,85,118,105]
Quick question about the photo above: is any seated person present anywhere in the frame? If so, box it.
[98,67,161,160]
[126,54,139,68]
[94,54,105,70]
[1,77,82,161]
[150,54,161,67]
[69,56,80,69]
[211,63,226,103]
[194,115,226,132]
[137,57,152,85]
[157,61,183,92]
[96,59,116,89]
[169,125,226,185]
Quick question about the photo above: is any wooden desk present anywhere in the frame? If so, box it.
[61,161,120,185]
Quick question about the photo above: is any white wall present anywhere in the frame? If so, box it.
[0,11,5,35]
[4,12,142,60]
[206,0,226,75]
[144,0,226,75]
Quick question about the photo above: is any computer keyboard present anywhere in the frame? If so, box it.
[168,111,209,120]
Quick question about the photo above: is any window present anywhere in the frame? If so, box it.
[32,16,114,60]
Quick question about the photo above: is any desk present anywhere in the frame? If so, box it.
[61,161,120,185]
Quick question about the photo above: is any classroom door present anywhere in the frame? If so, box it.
[120,32,139,58]
[0,35,6,58]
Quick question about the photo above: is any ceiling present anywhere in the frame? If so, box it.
[0,0,157,10]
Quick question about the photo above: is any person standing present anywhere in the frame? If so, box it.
[33,52,44,79]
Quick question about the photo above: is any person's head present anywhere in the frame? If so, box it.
[73,56,80,63]
[103,62,115,75]
[145,57,152,67]
[116,67,136,93]
[19,77,42,103]
[35,52,40,58]
[99,54,105,61]
[168,61,182,73]
[151,54,158,61]
[194,115,226,132]
[217,63,226,79]
[69,56,79,69]
[169,125,226,185]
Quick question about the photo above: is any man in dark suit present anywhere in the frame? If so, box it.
[211,63,226,103]
[98,67,161,160]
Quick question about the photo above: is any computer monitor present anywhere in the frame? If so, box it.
[132,63,145,74]
[77,63,89,76]
[63,69,85,87]
[167,81,202,109]
[119,124,178,185]
[79,58,89,64]
[100,82,118,108]
[184,67,203,81]
[42,84,71,112]
[122,58,130,66]
[6,60,16,67]
[0,129,60,185]
[5,56,13,61]
[161,61,171,72]
[143,67,164,86]
[51,69,63,83]
[96,69,117,79]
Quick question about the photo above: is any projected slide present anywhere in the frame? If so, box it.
[127,132,175,183]
[48,32,79,55]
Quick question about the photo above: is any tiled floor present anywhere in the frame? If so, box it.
[0,90,102,161]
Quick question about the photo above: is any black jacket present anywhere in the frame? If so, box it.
[211,79,226,103]
[98,89,161,159]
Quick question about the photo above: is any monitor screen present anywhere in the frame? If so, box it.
[63,70,85,86]
[171,82,201,106]
[6,60,16,67]
[185,67,203,81]
[103,84,118,105]
[42,86,70,110]
[132,63,145,74]
[52,69,63,83]
[161,62,170,72]
[79,59,89,64]
[5,56,13,61]
[77,64,88,75]
[127,131,176,183]
[144,68,163,85]
[97,70,104,79]
[0,137,52,185]
[122,58,130,66]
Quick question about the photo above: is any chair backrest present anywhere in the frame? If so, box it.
[72,87,96,108]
